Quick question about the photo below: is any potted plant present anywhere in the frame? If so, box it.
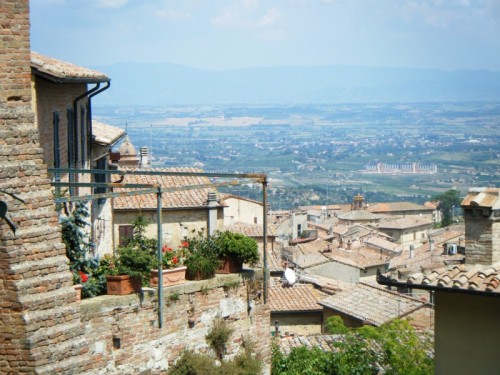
[150,243,188,287]
[184,232,219,280]
[106,215,156,295]
[215,231,259,274]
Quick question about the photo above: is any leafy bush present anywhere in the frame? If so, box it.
[60,202,106,298]
[272,318,434,375]
[111,215,156,285]
[183,231,219,279]
[215,230,259,265]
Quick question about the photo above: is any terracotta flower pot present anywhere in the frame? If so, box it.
[216,258,243,274]
[106,275,142,295]
[150,266,187,287]
[74,284,83,302]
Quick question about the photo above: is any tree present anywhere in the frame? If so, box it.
[272,318,433,375]
[432,189,461,227]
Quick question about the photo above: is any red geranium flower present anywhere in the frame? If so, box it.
[79,271,88,283]
[162,245,167,253]
[181,241,189,248]
[172,257,179,264]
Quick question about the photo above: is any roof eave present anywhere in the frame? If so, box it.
[32,68,110,84]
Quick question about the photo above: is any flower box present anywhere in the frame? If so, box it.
[216,257,243,274]
[150,266,187,287]
[106,275,142,295]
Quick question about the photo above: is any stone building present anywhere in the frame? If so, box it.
[112,167,225,248]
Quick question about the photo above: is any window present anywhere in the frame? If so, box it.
[254,217,258,224]
[118,225,133,247]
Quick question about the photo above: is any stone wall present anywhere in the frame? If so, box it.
[465,212,500,265]
[78,272,271,374]
[1,1,88,373]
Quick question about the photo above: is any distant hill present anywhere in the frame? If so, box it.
[92,62,500,106]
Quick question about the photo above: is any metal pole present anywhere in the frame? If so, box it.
[262,177,268,304]
[157,187,163,328]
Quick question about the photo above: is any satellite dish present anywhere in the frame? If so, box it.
[284,268,296,285]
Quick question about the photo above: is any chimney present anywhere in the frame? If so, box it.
[139,146,149,168]
[461,187,500,266]
[207,191,218,236]
[409,245,415,259]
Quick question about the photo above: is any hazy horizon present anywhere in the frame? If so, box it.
[30,0,500,72]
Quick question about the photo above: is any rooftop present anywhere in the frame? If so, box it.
[367,202,433,213]
[269,282,326,313]
[92,121,125,147]
[461,187,500,209]
[224,222,276,237]
[377,217,433,230]
[113,168,220,210]
[319,282,426,326]
[378,262,500,297]
[31,51,109,83]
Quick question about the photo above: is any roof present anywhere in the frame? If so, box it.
[368,202,433,213]
[337,210,379,222]
[220,194,263,207]
[278,335,341,355]
[461,187,500,210]
[378,263,500,297]
[224,222,276,237]
[294,239,332,268]
[387,228,465,270]
[269,283,325,313]
[31,51,109,83]
[325,246,391,269]
[364,236,402,253]
[377,217,433,230]
[113,168,220,210]
[92,121,125,146]
[319,283,426,326]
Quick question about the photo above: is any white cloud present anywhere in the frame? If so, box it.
[93,0,128,9]
[257,8,282,27]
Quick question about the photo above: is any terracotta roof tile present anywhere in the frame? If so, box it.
[379,262,500,296]
[269,283,326,312]
[92,121,125,146]
[113,168,220,210]
[225,222,276,237]
[368,202,433,213]
[31,51,109,83]
[378,217,433,230]
[319,283,426,326]
[461,187,500,209]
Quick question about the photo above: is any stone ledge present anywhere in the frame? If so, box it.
[80,269,264,316]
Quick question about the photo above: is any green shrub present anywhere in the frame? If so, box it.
[215,230,259,264]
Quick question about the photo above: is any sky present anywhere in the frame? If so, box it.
[30,0,500,72]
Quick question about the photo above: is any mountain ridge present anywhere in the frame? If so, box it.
[92,62,500,106]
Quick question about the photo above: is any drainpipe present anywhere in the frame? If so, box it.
[73,83,102,167]
[87,81,111,162]
[157,187,164,328]
[262,177,268,304]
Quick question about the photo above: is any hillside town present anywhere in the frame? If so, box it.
[1,2,500,375]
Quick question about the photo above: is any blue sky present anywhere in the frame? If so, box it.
[30,0,500,71]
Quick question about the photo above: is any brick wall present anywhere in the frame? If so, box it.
[465,212,500,265]
[0,1,89,373]
[78,272,271,374]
